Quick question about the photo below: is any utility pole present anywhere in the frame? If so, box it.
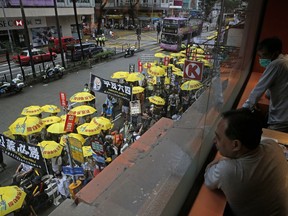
[19,0,36,78]
[72,0,85,60]
[53,0,66,68]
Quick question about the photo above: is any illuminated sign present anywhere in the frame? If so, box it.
[0,18,46,30]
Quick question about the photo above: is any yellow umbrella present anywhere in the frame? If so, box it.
[148,66,166,77]
[21,105,42,116]
[38,140,63,159]
[70,92,95,103]
[173,70,184,77]
[82,146,93,157]
[154,52,166,58]
[59,133,85,146]
[148,95,166,105]
[9,116,45,136]
[132,86,145,94]
[47,122,66,134]
[181,80,203,91]
[0,186,26,215]
[68,105,97,117]
[170,52,186,58]
[77,123,101,136]
[111,71,129,79]
[125,73,145,82]
[90,116,114,130]
[60,114,67,122]
[143,62,155,69]
[191,48,205,54]
[42,116,61,126]
[149,76,170,85]
[172,67,182,72]
[41,105,61,114]
[3,130,15,139]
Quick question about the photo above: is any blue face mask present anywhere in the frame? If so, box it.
[259,58,271,68]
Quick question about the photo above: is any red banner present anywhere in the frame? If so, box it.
[138,59,143,72]
[59,92,67,107]
[64,114,76,132]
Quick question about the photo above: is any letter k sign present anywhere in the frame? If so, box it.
[15,20,23,26]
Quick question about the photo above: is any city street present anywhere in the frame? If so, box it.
[0,26,216,215]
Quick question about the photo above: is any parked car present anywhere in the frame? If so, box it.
[48,36,78,53]
[12,49,57,66]
[66,42,103,61]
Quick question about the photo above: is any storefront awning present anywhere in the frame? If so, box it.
[106,15,123,20]
[138,16,151,21]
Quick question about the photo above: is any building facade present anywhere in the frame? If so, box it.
[0,0,94,48]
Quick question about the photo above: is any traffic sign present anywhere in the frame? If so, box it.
[183,60,203,81]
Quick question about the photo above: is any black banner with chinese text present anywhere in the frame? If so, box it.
[90,74,132,101]
[0,134,45,169]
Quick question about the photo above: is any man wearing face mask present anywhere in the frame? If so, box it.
[243,37,288,132]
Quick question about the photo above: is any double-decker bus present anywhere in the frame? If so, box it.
[160,17,203,52]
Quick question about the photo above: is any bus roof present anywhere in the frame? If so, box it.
[163,17,188,20]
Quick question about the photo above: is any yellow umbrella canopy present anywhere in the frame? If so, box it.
[59,133,85,146]
[111,71,129,79]
[132,86,145,94]
[47,122,66,134]
[21,105,42,116]
[0,186,27,215]
[191,48,205,54]
[38,140,63,159]
[154,52,167,58]
[143,62,155,69]
[181,80,203,91]
[77,123,101,136]
[82,146,93,157]
[68,105,97,117]
[125,73,145,82]
[170,52,186,58]
[173,70,184,77]
[42,116,62,126]
[60,114,67,122]
[148,95,166,105]
[9,116,45,136]
[90,116,114,130]
[149,76,170,85]
[41,105,61,114]
[70,92,95,103]
[3,130,15,139]
[148,66,166,77]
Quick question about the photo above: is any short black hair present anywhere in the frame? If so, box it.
[257,37,282,54]
[221,108,263,150]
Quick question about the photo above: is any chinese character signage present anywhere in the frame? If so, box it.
[0,134,44,169]
[68,137,84,164]
[64,115,76,132]
[90,74,132,101]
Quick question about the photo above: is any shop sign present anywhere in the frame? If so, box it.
[0,17,47,30]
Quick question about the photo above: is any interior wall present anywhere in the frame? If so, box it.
[252,0,288,73]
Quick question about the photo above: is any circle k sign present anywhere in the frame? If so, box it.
[183,60,203,81]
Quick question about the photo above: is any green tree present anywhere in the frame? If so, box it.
[128,0,140,26]
[95,0,108,34]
